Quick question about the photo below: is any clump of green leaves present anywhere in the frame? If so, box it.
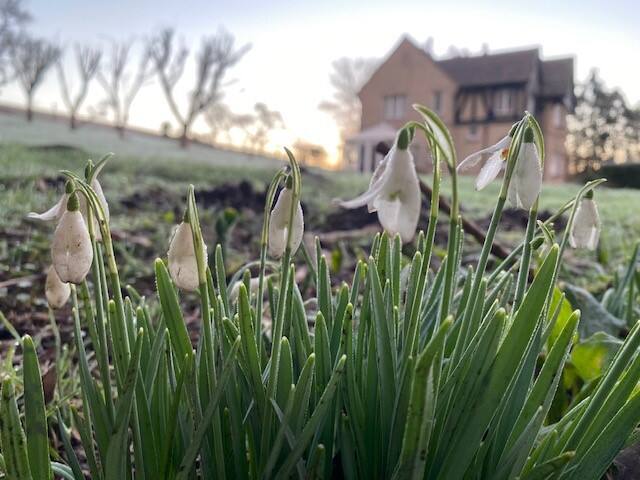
[1,108,639,480]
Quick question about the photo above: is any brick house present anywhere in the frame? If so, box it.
[345,36,574,182]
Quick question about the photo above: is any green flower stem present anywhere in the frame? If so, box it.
[447,116,529,372]
[513,114,545,310]
[402,120,442,360]
[440,164,460,324]
[514,200,539,309]
[64,171,131,387]
[261,149,301,469]
[186,185,227,480]
[257,168,287,357]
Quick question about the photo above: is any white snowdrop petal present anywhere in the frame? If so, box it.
[168,222,205,291]
[509,143,542,210]
[458,135,510,172]
[570,198,601,250]
[367,156,389,213]
[373,147,421,243]
[475,151,504,190]
[28,194,68,222]
[230,277,262,301]
[268,188,304,258]
[52,210,94,284]
[45,265,71,309]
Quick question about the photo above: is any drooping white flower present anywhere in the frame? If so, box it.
[230,277,261,301]
[45,265,71,309]
[457,123,521,190]
[168,221,207,291]
[28,180,73,222]
[339,128,421,243]
[507,127,542,210]
[28,168,110,239]
[51,193,94,284]
[570,193,601,250]
[268,187,304,258]
[458,135,511,190]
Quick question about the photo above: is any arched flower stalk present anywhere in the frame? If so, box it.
[29,161,110,240]
[261,147,302,456]
[256,167,288,351]
[60,154,134,379]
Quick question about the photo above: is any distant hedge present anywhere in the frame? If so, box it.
[582,163,640,189]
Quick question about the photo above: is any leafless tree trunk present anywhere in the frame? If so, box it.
[96,40,152,138]
[11,34,60,121]
[319,57,377,162]
[149,27,250,148]
[57,45,101,129]
[0,0,30,87]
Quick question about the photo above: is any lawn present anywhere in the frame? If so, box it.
[2,129,640,479]
[2,140,639,327]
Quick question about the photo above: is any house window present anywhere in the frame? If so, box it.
[467,124,480,141]
[553,104,564,128]
[433,91,443,113]
[494,89,513,116]
[384,94,407,120]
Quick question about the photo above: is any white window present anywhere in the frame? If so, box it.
[467,124,480,141]
[433,91,443,113]
[548,154,563,177]
[553,104,564,128]
[494,89,513,116]
[384,94,407,120]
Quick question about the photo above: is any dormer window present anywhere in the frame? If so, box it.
[433,91,443,113]
[494,89,513,116]
[384,94,407,120]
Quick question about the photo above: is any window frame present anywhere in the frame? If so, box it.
[383,94,407,120]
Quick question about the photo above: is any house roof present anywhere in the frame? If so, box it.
[540,57,574,98]
[436,48,540,87]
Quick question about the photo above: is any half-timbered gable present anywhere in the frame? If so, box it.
[347,37,574,182]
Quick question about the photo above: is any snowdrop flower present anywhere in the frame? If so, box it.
[570,191,601,250]
[507,127,542,210]
[339,128,421,243]
[28,167,110,239]
[45,265,71,309]
[51,193,94,284]
[268,184,304,258]
[168,221,207,291]
[230,277,261,301]
[28,180,74,222]
[457,123,517,190]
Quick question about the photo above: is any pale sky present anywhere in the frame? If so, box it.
[2,0,639,164]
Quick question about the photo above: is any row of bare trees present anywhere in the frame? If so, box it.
[0,0,286,151]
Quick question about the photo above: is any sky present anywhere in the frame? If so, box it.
[2,0,639,165]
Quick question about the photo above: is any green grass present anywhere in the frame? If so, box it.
[1,142,639,302]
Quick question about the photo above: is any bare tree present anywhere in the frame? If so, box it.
[205,102,252,145]
[319,57,377,142]
[57,45,101,129]
[0,0,30,86]
[244,102,284,153]
[11,35,60,121]
[292,139,328,167]
[97,40,152,138]
[149,27,250,148]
